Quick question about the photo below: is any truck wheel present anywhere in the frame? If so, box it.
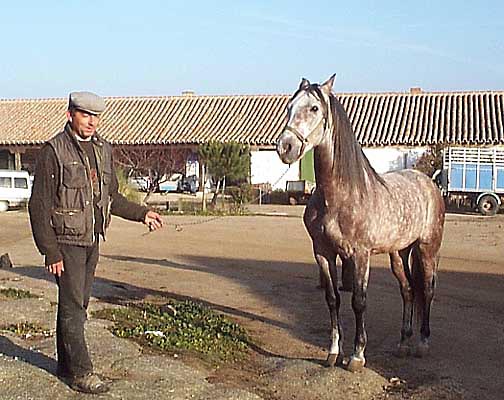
[288,196,298,206]
[0,201,8,213]
[478,195,499,216]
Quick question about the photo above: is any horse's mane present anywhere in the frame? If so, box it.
[307,84,386,196]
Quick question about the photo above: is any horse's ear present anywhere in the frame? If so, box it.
[320,74,336,95]
[299,78,310,90]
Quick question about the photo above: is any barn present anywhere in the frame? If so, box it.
[1,89,504,191]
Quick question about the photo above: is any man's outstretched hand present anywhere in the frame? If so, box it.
[144,210,164,231]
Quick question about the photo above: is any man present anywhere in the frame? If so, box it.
[29,91,163,394]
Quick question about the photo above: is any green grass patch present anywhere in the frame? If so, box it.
[0,322,52,339]
[160,206,253,218]
[161,207,250,217]
[0,288,38,300]
[92,300,249,362]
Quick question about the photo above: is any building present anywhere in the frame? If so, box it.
[1,89,503,190]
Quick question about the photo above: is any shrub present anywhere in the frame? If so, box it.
[226,184,255,212]
[414,145,444,177]
[116,168,143,204]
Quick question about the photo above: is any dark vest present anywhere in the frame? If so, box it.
[48,124,113,246]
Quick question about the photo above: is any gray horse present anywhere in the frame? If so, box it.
[276,75,445,372]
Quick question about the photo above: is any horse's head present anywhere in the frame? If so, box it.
[276,74,335,164]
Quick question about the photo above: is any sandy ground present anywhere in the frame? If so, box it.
[0,206,503,399]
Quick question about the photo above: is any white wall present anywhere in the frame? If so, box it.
[250,150,300,190]
[363,147,427,173]
[249,147,429,191]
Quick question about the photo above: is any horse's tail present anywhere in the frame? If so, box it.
[410,244,425,327]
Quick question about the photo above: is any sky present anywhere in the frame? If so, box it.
[1,0,504,99]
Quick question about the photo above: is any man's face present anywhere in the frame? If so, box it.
[66,109,101,139]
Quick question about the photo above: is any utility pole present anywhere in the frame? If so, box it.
[201,164,206,212]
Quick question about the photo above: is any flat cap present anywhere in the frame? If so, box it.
[68,91,106,115]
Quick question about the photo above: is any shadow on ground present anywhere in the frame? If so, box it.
[0,335,57,375]
[7,253,504,400]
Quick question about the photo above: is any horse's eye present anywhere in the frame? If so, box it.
[311,106,319,112]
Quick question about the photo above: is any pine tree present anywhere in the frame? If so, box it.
[199,142,250,206]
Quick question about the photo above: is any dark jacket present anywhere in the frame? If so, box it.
[29,123,148,265]
[47,125,113,246]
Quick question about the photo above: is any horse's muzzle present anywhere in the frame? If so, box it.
[276,131,302,164]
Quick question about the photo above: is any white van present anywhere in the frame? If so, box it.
[0,170,32,212]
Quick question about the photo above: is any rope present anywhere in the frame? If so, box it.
[142,165,291,234]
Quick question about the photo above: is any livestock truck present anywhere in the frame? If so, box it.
[434,147,504,216]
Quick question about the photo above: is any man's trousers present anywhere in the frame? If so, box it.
[55,236,99,378]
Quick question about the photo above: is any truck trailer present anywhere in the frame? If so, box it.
[435,147,504,216]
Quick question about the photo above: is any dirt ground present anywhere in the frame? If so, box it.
[0,206,503,399]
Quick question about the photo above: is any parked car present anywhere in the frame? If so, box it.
[128,176,151,192]
[285,180,315,205]
[0,169,32,212]
[177,175,199,194]
[130,173,199,194]
[158,173,183,193]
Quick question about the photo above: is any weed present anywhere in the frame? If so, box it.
[0,322,53,339]
[93,300,249,363]
[0,288,38,300]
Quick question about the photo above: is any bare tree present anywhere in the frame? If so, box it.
[113,145,191,204]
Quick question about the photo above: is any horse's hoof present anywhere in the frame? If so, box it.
[415,342,429,358]
[396,344,410,358]
[346,356,365,372]
[326,353,343,367]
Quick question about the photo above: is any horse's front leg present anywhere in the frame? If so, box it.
[348,249,370,372]
[390,250,414,357]
[340,256,354,292]
[314,246,343,367]
[318,255,351,291]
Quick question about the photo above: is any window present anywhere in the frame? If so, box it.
[449,163,464,189]
[478,165,493,190]
[497,168,504,189]
[14,178,28,189]
[0,177,11,188]
[465,164,477,189]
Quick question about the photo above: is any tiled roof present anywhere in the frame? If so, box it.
[340,91,504,146]
[1,91,503,147]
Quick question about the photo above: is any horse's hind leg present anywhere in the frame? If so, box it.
[413,243,439,357]
[314,246,344,367]
[390,249,414,357]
